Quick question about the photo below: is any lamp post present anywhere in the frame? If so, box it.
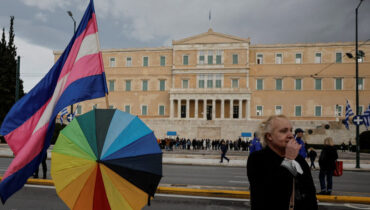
[67,11,76,115]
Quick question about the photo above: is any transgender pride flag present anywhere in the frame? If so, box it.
[0,0,107,203]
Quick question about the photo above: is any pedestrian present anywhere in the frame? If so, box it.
[308,147,317,169]
[220,140,230,163]
[249,132,262,154]
[295,128,307,158]
[34,152,47,179]
[348,140,352,152]
[340,142,346,152]
[247,115,318,210]
[318,137,338,195]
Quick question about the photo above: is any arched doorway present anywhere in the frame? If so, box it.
[359,130,370,152]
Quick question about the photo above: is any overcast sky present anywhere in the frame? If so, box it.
[1,0,370,92]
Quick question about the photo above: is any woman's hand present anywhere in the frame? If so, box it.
[285,139,301,160]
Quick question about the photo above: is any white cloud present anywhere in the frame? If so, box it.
[20,0,71,11]
[35,12,48,22]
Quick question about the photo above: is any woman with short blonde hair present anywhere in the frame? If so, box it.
[318,137,338,195]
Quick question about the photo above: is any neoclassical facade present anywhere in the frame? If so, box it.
[54,29,370,142]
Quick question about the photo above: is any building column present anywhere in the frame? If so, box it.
[230,99,233,119]
[177,99,181,119]
[239,99,242,119]
[203,99,207,120]
[195,99,198,118]
[212,99,216,120]
[221,99,225,119]
[170,99,174,119]
[186,99,190,119]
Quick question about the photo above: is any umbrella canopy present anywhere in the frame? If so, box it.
[51,109,162,210]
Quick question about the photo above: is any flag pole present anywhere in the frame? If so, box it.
[105,94,109,108]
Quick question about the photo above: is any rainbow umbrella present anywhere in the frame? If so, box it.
[51,109,162,210]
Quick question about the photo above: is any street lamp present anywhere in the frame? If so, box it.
[345,0,365,169]
[67,11,76,115]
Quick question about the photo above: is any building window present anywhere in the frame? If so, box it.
[315,78,322,90]
[199,51,205,64]
[295,79,302,90]
[275,105,282,115]
[335,105,343,117]
[125,80,131,91]
[159,80,165,91]
[295,53,302,64]
[358,77,364,90]
[257,54,263,64]
[232,54,238,64]
[216,50,222,64]
[335,78,342,90]
[183,55,189,65]
[160,56,165,66]
[256,106,263,116]
[207,75,213,88]
[143,56,149,67]
[336,52,342,63]
[108,80,115,91]
[233,105,239,118]
[93,104,97,110]
[275,53,282,64]
[256,79,263,90]
[142,80,148,91]
[315,52,322,64]
[126,57,132,67]
[76,105,82,115]
[215,75,222,88]
[198,75,205,88]
[109,105,114,109]
[275,79,282,90]
[208,51,213,64]
[359,105,364,115]
[124,105,130,114]
[141,105,148,116]
[159,105,165,116]
[295,106,302,117]
[182,79,189,88]
[315,106,322,117]
[109,57,116,67]
[232,79,239,88]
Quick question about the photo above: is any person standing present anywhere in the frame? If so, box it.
[295,128,307,158]
[249,132,262,154]
[247,115,317,210]
[34,152,47,179]
[308,147,317,169]
[220,140,230,163]
[318,137,338,195]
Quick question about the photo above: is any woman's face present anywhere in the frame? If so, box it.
[266,117,294,153]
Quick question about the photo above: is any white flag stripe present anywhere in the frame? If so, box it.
[75,33,99,63]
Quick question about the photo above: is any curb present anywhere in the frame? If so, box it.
[2,177,370,204]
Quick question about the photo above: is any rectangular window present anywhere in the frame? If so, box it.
[142,80,148,91]
[159,105,165,116]
[159,80,165,91]
[359,106,363,115]
[256,79,263,90]
[160,56,165,66]
[216,54,222,64]
[182,79,189,88]
[275,53,282,64]
[315,52,322,63]
[335,78,342,90]
[358,77,364,90]
[183,55,189,65]
[199,80,205,88]
[124,105,130,114]
[207,80,213,88]
[315,106,322,117]
[108,80,115,91]
[295,106,302,117]
[76,105,82,115]
[109,57,116,67]
[216,80,222,88]
[335,105,343,117]
[336,52,342,63]
[143,56,148,67]
[276,79,282,90]
[109,105,114,109]
[257,54,263,64]
[256,106,263,116]
[126,57,132,67]
[275,105,282,115]
[295,53,302,64]
[141,105,147,116]
[199,51,205,64]
[232,54,238,64]
[295,79,302,90]
[315,78,322,90]
[125,80,131,91]
[208,51,213,64]
[232,79,239,88]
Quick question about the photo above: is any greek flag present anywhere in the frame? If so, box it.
[344,99,354,129]
[59,107,68,124]
[363,105,370,129]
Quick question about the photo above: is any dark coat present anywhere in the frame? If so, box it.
[319,146,338,171]
[247,146,318,210]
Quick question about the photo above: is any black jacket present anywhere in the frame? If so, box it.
[247,146,318,210]
[319,146,338,171]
